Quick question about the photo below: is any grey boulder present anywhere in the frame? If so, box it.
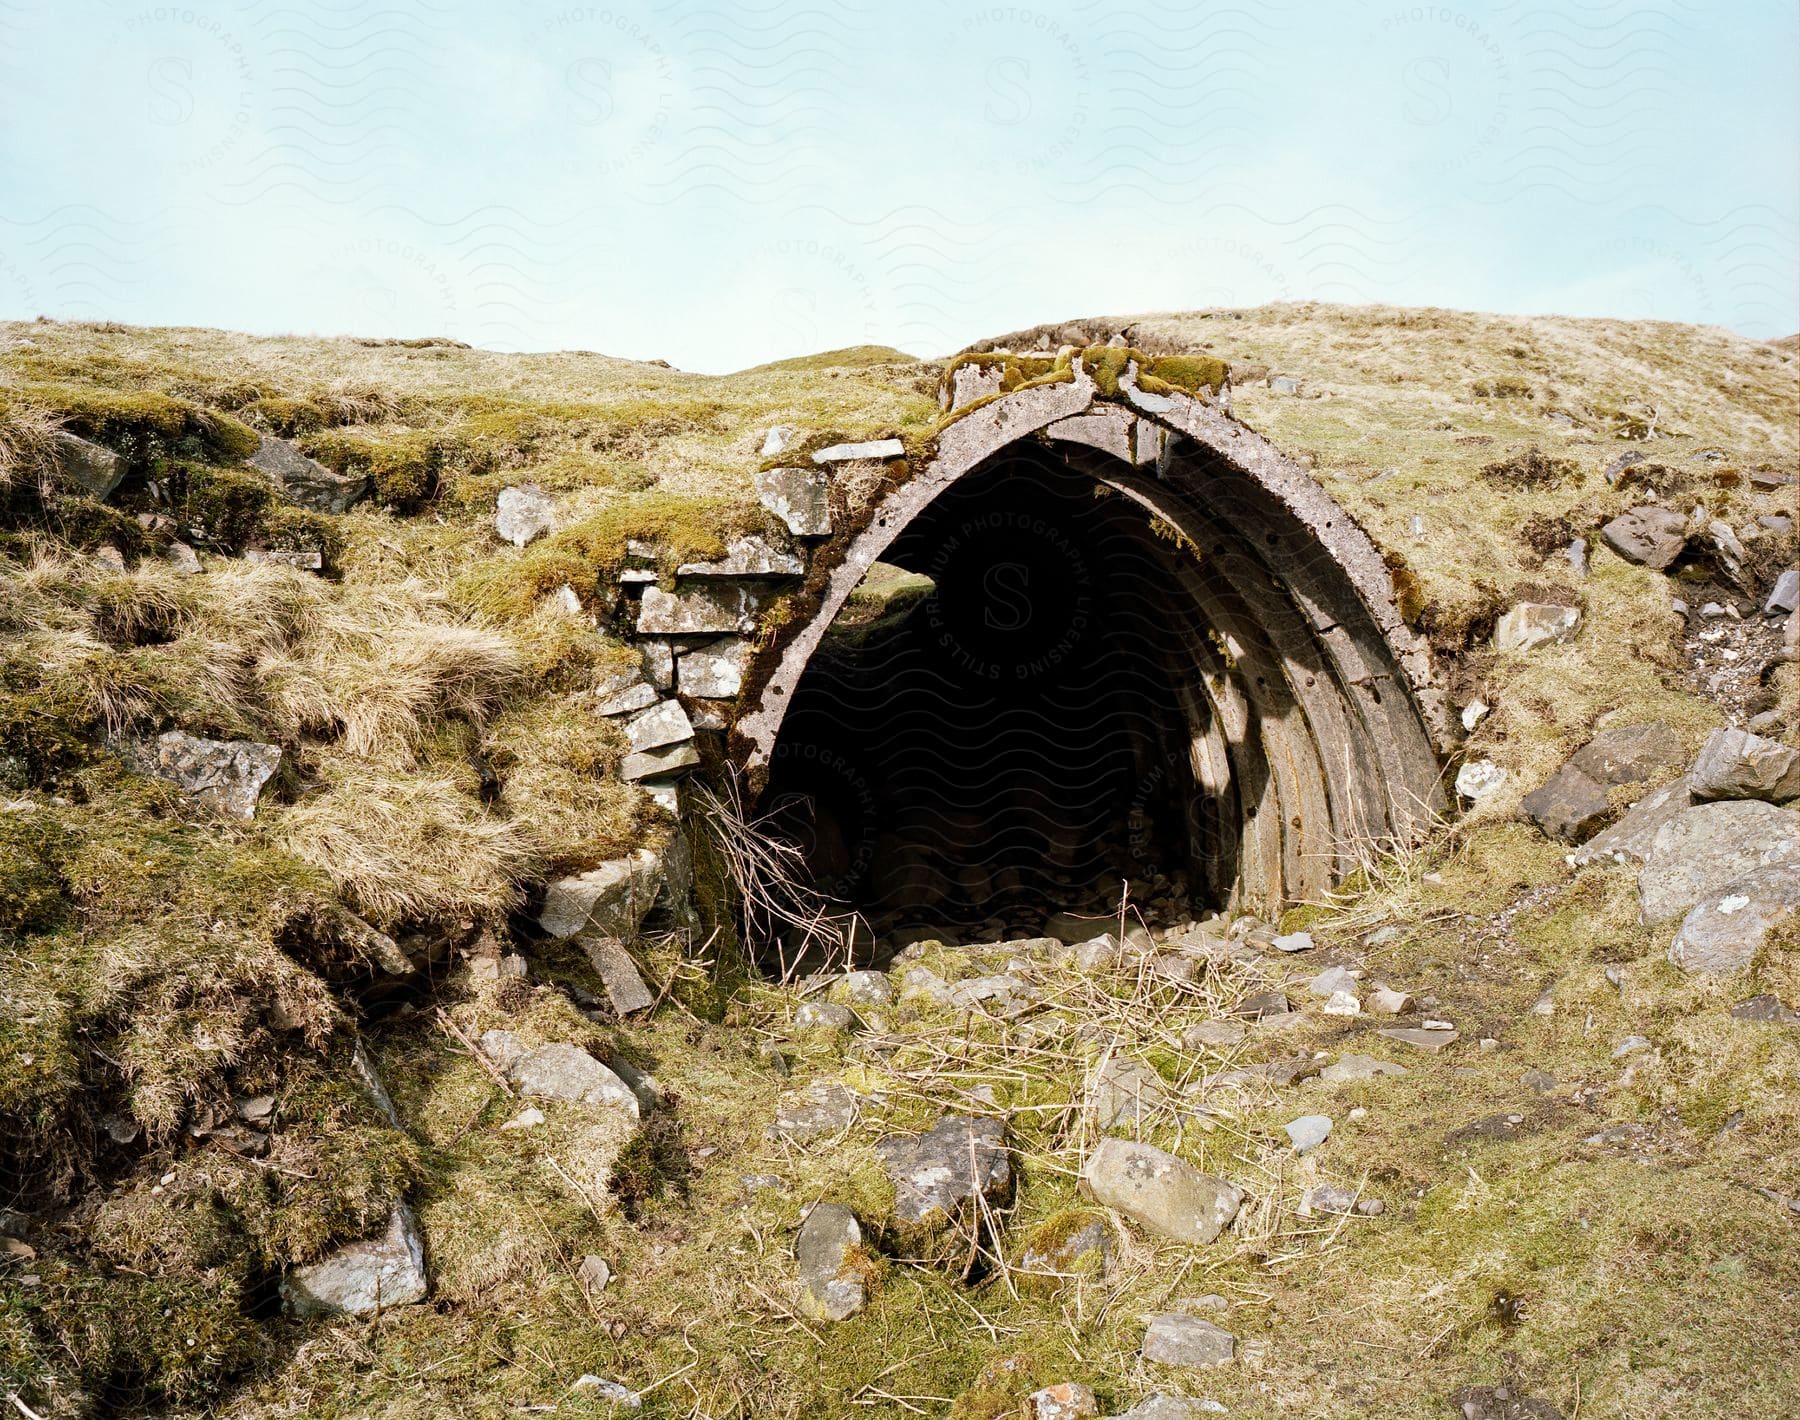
[771,1081,858,1142]
[1520,765,1611,843]
[282,1205,428,1317]
[1570,779,1693,868]
[795,1202,869,1321]
[1567,722,1684,786]
[51,430,127,499]
[753,466,831,536]
[1080,1138,1241,1245]
[539,849,664,940]
[1493,603,1579,652]
[248,433,368,514]
[1668,866,1800,974]
[1599,506,1687,570]
[479,1031,640,1117]
[876,1115,1012,1234]
[1689,727,1800,804]
[134,731,281,820]
[495,484,555,547]
[1142,1312,1236,1368]
[1635,800,1800,923]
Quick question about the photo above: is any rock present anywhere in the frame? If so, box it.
[676,535,804,578]
[1732,994,1800,1024]
[1271,930,1314,953]
[625,699,694,753]
[133,731,281,819]
[480,1032,640,1116]
[1461,699,1491,733]
[1307,966,1361,997]
[1367,986,1411,1015]
[499,1105,545,1130]
[1318,1053,1408,1085]
[1564,538,1588,577]
[1182,1019,1245,1050]
[947,974,1038,1018]
[1270,374,1300,394]
[1448,1383,1564,1420]
[812,438,904,464]
[761,425,797,457]
[569,1376,640,1408]
[576,1254,612,1294]
[1302,1184,1358,1215]
[494,484,554,546]
[1689,728,1800,804]
[91,545,126,572]
[1142,1312,1236,1368]
[1109,1398,1227,1419]
[1603,449,1648,483]
[1636,801,1800,923]
[585,937,657,1015]
[621,742,701,781]
[540,849,664,940]
[244,548,323,572]
[1233,990,1290,1019]
[1378,1028,1459,1054]
[1568,722,1685,786]
[246,432,366,513]
[282,1205,428,1317]
[1092,1057,1171,1132]
[1703,519,1748,585]
[1569,778,1693,868]
[1028,1383,1099,1419]
[677,637,751,699]
[771,1082,858,1142]
[835,969,894,1006]
[1520,765,1610,842]
[595,680,658,717]
[1668,866,1800,973]
[794,1000,859,1032]
[1493,603,1579,653]
[1766,568,1798,616]
[1284,1114,1332,1153]
[876,1115,1011,1233]
[753,466,832,536]
[1081,1138,1241,1245]
[795,1202,868,1321]
[636,583,760,635]
[1455,761,1508,801]
[164,540,203,575]
[50,430,128,499]
[1019,1212,1112,1280]
[1599,506,1688,570]
[642,641,673,689]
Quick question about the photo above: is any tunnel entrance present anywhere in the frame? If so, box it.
[730,358,1447,963]
[758,444,1210,942]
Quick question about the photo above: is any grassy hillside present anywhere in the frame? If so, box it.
[0,306,1795,1418]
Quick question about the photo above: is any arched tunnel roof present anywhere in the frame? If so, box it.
[729,350,1450,914]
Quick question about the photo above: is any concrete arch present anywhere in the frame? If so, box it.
[731,354,1447,916]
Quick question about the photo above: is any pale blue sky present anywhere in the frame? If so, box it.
[1,0,1794,371]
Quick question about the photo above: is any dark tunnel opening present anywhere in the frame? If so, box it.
[756,442,1220,949]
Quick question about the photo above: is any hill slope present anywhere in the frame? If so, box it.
[0,306,1796,1418]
